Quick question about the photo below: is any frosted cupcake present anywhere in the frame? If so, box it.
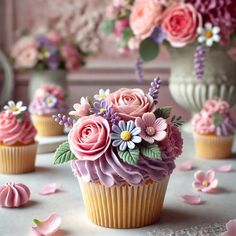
[193,99,236,159]
[54,77,183,228]
[0,101,38,174]
[29,84,67,136]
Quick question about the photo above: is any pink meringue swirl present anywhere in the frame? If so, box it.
[0,111,37,145]
[0,183,30,208]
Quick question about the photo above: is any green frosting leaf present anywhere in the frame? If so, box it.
[54,141,76,164]
[154,106,172,119]
[171,115,184,127]
[212,113,222,127]
[118,147,140,165]
[117,28,134,48]
[100,20,115,34]
[139,38,160,62]
[141,144,161,160]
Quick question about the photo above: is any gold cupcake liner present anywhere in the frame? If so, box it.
[32,115,64,137]
[0,142,38,174]
[194,133,233,160]
[78,176,169,228]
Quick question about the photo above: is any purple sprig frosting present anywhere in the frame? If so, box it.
[53,114,75,128]
[135,58,144,82]
[148,76,161,104]
[194,46,207,80]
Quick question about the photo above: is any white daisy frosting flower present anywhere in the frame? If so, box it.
[3,101,27,115]
[94,89,110,101]
[197,23,221,47]
[43,94,57,108]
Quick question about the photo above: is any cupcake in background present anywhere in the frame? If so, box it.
[29,84,67,136]
[0,101,38,174]
[193,99,236,159]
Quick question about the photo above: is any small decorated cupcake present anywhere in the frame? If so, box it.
[53,77,183,228]
[29,84,67,136]
[0,101,38,174]
[193,99,236,159]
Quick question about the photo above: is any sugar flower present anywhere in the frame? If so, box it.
[135,113,167,144]
[111,120,141,151]
[197,23,220,47]
[151,27,166,44]
[69,97,91,117]
[43,94,57,108]
[222,219,236,236]
[3,101,27,115]
[94,89,110,101]
[192,170,218,193]
[90,100,108,116]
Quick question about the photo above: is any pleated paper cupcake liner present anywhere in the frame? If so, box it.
[194,133,233,160]
[78,176,169,228]
[32,115,64,137]
[0,142,38,174]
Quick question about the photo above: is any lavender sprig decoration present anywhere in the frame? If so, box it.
[148,76,161,104]
[52,114,75,128]
[194,46,207,80]
[135,58,144,83]
[104,105,120,126]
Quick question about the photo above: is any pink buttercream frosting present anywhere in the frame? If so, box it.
[0,111,36,145]
[0,183,30,208]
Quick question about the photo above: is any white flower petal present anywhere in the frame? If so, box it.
[132,135,142,143]
[213,34,220,42]
[105,89,110,96]
[213,26,220,34]
[112,139,122,147]
[127,141,135,149]
[119,141,127,151]
[20,106,27,111]
[197,27,203,34]
[80,97,86,104]
[3,105,9,110]
[8,101,15,107]
[205,22,213,30]
[119,120,126,131]
[16,101,23,108]
[206,39,213,47]
[198,36,206,43]
[131,127,141,136]
[99,89,105,95]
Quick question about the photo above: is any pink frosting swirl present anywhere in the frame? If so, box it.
[0,183,30,208]
[0,111,36,145]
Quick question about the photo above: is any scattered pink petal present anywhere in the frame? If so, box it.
[32,213,61,236]
[215,164,233,173]
[222,219,236,236]
[177,161,193,171]
[39,183,58,195]
[192,170,218,193]
[181,195,203,205]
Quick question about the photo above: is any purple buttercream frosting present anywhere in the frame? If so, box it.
[71,147,175,187]
[216,116,236,136]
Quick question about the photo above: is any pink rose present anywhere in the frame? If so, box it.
[130,0,164,39]
[162,3,202,47]
[69,97,91,117]
[68,116,111,161]
[106,88,153,121]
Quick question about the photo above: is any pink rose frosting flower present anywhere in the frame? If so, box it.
[69,97,91,117]
[162,3,202,47]
[192,170,218,193]
[222,219,236,236]
[114,19,129,38]
[193,113,215,134]
[106,88,153,121]
[130,0,165,39]
[135,112,167,143]
[68,116,111,161]
[158,122,183,159]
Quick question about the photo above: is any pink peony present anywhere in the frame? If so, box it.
[135,112,167,143]
[130,0,165,39]
[69,97,91,117]
[114,19,129,38]
[106,88,153,121]
[61,44,80,71]
[192,170,218,193]
[162,3,202,47]
[68,116,111,161]
[158,122,183,159]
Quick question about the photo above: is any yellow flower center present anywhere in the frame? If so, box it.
[47,98,53,104]
[202,179,209,187]
[146,127,156,136]
[11,106,19,113]
[204,31,213,39]
[120,131,132,141]
[99,94,106,99]
[99,108,105,113]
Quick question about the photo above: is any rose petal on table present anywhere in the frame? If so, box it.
[39,183,58,195]
[181,195,203,205]
[222,219,236,236]
[177,161,193,171]
[215,164,233,173]
[32,213,61,235]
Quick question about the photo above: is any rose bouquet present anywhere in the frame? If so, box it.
[11,30,86,71]
[102,0,236,80]
[53,76,183,228]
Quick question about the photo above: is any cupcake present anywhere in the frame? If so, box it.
[193,99,236,159]
[54,77,183,228]
[0,101,38,174]
[29,84,67,136]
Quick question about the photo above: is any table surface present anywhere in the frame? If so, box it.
[1,133,236,236]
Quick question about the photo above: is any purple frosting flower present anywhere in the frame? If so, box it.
[90,100,108,116]
[151,27,166,44]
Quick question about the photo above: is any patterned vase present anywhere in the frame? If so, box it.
[168,44,236,132]
[28,70,67,100]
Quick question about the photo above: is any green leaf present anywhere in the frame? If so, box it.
[54,142,76,164]
[139,38,160,62]
[100,20,115,34]
[212,113,222,127]
[141,144,161,160]
[154,106,172,119]
[118,147,140,165]
[171,115,184,127]
[117,27,134,48]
